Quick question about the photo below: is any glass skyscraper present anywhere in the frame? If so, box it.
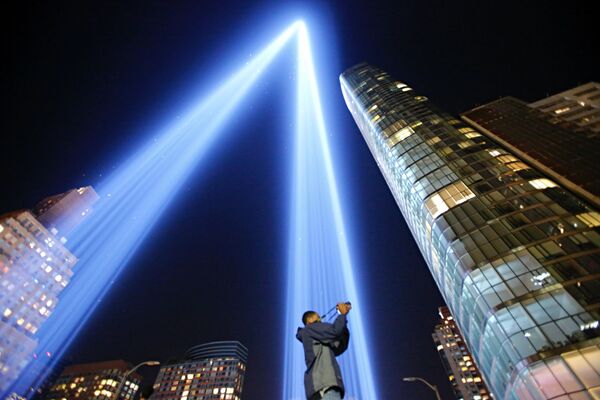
[340,63,600,399]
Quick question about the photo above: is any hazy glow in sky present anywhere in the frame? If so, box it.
[283,22,377,399]
[8,20,376,399]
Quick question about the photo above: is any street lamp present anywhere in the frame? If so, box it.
[403,376,442,400]
[114,360,160,399]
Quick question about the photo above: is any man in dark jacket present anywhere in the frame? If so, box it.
[296,302,351,400]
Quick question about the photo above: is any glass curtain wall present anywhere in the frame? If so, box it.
[340,63,600,400]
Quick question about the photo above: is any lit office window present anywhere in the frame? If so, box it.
[425,181,475,219]
[554,107,571,114]
[387,126,414,147]
[576,212,600,227]
[529,178,558,190]
[506,161,530,172]
[496,154,519,164]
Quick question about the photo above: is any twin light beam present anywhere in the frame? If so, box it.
[12,21,377,399]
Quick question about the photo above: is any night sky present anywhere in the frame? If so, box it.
[2,1,597,399]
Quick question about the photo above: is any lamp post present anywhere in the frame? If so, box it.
[114,360,160,399]
[403,376,442,400]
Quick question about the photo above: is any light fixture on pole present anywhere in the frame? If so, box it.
[114,360,160,399]
[403,376,442,400]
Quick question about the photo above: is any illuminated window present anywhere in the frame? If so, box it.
[425,181,475,219]
[387,126,414,147]
[426,137,441,145]
[458,127,481,138]
[580,320,599,330]
[576,212,600,227]
[506,162,530,172]
[554,106,571,114]
[496,154,519,164]
[529,178,558,190]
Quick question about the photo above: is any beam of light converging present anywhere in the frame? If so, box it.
[7,22,298,398]
[6,19,378,400]
[282,23,377,400]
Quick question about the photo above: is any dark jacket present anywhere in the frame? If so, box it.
[296,314,348,399]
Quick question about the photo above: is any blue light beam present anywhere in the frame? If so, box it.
[7,19,378,400]
[283,22,378,399]
[9,22,299,397]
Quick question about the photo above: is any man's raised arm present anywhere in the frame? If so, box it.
[304,302,351,343]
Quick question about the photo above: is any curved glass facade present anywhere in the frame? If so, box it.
[340,63,600,400]
[184,341,248,364]
[153,342,247,400]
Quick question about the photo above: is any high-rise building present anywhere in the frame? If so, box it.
[44,360,141,400]
[530,82,600,134]
[33,186,100,242]
[433,306,490,400]
[341,63,600,400]
[462,97,600,208]
[0,187,98,394]
[151,341,247,400]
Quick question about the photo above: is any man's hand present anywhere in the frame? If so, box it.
[337,302,352,315]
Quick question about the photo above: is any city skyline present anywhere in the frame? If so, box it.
[2,1,597,399]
